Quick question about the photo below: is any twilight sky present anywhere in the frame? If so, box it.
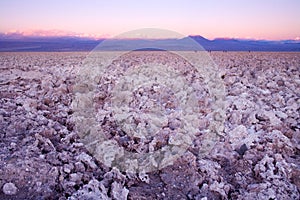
[1,0,300,40]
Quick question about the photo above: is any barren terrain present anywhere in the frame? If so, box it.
[0,51,299,199]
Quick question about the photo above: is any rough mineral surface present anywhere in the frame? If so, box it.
[0,52,299,199]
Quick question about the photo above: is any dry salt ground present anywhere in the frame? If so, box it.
[0,51,299,199]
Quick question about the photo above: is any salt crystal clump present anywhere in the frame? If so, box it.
[69,179,109,200]
[2,182,18,195]
[111,181,129,200]
[228,125,248,149]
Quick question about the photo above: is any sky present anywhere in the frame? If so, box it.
[1,0,300,40]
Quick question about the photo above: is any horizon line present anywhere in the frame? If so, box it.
[1,30,300,42]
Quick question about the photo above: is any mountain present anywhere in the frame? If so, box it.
[190,36,300,51]
[0,34,103,52]
[0,33,299,52]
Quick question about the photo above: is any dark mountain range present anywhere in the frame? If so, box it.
[0,34,102,52]
[0,33,299,52]
[190,35,300,51]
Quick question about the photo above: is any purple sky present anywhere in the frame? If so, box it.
[1,0,300,40]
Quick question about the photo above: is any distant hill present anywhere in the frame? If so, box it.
[0,34,102,52]
[190,35,300,51]
[0,33,299,52]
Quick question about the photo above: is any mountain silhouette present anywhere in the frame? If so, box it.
[0,33,299,52]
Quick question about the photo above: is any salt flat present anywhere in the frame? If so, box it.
[0,51,299,199]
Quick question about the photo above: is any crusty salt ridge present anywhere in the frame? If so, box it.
[0,52,299,199]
